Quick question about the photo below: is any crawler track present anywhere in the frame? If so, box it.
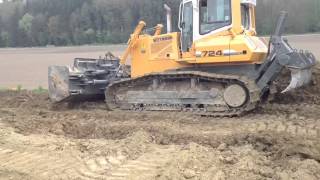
[106,71,262,117]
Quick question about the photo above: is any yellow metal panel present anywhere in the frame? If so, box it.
[130,33,187,78]
[194,36,231,63]
[229,35,267,63]
[232,0,243,34]
[150,33,180,61]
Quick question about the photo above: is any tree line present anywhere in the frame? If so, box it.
[0,0,319,47]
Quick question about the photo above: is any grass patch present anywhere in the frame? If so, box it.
[0,85,48,93]
[0,87,8,91]
[16,85,23,91]
[32,86,48,94]
[0,85,23,91]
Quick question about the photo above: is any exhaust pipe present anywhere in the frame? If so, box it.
[164,4,172,33]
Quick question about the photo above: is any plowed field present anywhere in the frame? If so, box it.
[0,68,319,180]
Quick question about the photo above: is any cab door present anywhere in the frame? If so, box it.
[180,1,193,52]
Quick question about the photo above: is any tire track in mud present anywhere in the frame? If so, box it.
[0,147,97,180]
[243,120,320,138]
[108,146,176,180]
[0,144,179,180]
[79,146,177,180]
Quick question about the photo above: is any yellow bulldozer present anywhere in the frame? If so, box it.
[49,0,316,117]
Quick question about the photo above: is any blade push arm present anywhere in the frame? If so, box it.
[120,21,146,65]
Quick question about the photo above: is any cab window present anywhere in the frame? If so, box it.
[200,0,231,34]
[181,2,193,52]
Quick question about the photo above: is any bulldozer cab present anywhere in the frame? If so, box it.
[179,0,256,52]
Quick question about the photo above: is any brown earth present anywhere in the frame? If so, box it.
[0,67,319,180]
[0,34,319,90]
[0,45,125,89]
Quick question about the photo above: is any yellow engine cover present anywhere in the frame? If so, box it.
[130,32,268,78]
[130,33,187,78]
[191,34,268,64]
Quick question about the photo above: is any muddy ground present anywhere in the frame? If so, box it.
[0,68,319,180]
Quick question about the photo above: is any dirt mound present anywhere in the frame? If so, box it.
[1,120,319,180]
[0,90,50,109]
[157,138,320,180]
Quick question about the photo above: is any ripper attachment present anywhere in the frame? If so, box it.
[256,11,316,94]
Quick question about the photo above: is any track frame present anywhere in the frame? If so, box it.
[106,71,261,117]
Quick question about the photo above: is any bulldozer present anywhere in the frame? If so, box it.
[49,0,316,117]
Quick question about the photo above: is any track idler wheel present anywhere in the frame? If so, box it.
[223,84,248,108]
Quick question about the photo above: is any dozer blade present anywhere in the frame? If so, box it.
[48,56,121,103]
[48,66,70,103]
[282,51,316,93]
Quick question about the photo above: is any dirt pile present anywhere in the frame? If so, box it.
[157,139,320,180]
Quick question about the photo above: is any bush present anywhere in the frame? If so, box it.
[32,86,48,94]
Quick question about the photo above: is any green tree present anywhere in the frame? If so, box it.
[47,16,60,45]
[18,13,34,35]
[0,0,319,47]
[84,28,96,43]
[0,31,9,47]
[31,14,49,46]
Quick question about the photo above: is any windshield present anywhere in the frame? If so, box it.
[200,0,231,34]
